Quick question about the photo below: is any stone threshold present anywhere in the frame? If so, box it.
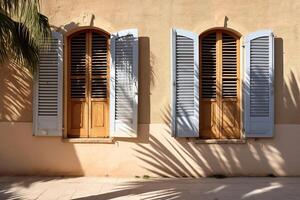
[62,138,114,143]
[194,139,247,144]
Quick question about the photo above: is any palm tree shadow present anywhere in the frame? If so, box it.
[0,177,61,199]
[72,177,292,200]
[113,36,155,143]
[131,37,289,178]
[0,61,33,122]
[0,176,295,200]
[274,38,300,124]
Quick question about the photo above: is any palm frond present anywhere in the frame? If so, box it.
[0,11,17,63]
[12,21,40,73]
[0,0,51,73]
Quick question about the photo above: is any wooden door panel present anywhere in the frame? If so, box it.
[68,101,88,137]
[200,101,218,139]
[89,32,109,137]
[67,31,88,138]
[66,31,109,138]
[220,32,240,139]
[199,32,218,139]
[89,101,109,137]
[199,31,241,139]
[71,102,84,129]
[220,100,240,139]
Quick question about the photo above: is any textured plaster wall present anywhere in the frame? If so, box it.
[0,0,300,176]
[0,123,299,177]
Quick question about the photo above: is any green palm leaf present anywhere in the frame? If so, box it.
[0,0,51,73]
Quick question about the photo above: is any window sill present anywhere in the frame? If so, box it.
[62,138,114,143]
[194,139,247,144]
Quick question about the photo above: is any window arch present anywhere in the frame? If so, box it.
[66,28,110,138]
[199,28,241,139]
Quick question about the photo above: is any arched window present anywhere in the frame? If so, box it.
[171,28,274,138]
[199,29,241,139]
[33,28,138,137]
[66,29,110,138]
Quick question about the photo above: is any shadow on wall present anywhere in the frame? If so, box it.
[114,36,155,144]
[0,21,81,122]
[274,38,300,123]
[138,36,156,125]
[0,20,84,187]
[130,37,299,178]
[0,61,33,122]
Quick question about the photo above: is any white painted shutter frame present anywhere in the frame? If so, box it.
[110,29,138,137]
[171,29,199,137]
[244,30,274,137]
[33,31,63,136]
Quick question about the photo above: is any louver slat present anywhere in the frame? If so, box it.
[172,29,199,137]
[70,78,85,98]
[91,32,108,98]
[110,29,138,137]
[201,33,216,99]
[38,40,59,116]
[115,35,134,119]
[250,36,270,117]
[70,32,86,99]
[222,33,237,98]
[33,32,63,136]
[91,78,107,98]
[244,30,274,137]
[92,32,108,76]
[176,35,195,115]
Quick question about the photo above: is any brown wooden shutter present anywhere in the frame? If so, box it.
[70,32,86,98]
[220,32,240,139]
[201,33,217,99]
[89,31,109,137]
[67,30,109,138]
[200,32,218,139]
[200,30,240,139]
[68,32,88,137]
[222,33,237,98]
[91,32,108,98]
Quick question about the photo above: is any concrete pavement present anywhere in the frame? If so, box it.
[0,176,300,199]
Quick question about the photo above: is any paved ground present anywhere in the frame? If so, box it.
[0,176,300,200]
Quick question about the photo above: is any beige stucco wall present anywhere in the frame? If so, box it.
[0,0,300,176]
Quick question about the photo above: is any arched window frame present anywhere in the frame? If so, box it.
[199,27,242,139]
[63,27,111,138]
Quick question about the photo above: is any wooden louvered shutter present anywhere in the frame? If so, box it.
[89,32,109,137]
[220,32,240,138]
[222,33,238,98]
[33,31,63,136]
[201,32,217,99]
[67,32,88,137]
[171,29,199,137]
[200,32,218,138]
[200,31,240,139]
[244,30,274,137]
[110,29,138,137]
[67,30,109,138]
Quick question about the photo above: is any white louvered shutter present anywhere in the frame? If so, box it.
[244,30,274,137]
[33,32,63,136]
[110,29,138,137]
[171,28,199,137]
